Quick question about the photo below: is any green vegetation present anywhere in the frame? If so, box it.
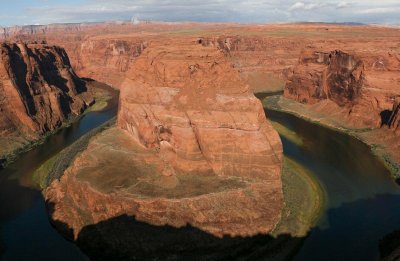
[273,156,325,237]
[86,88,113,113]
[371,145,400,181]
[32,118,116,189]
[32,155,58,189]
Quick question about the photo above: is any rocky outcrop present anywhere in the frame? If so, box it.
[285,49,364,106]
[389,98,400,133]
[44,41,284,259]
[118,41,283,188]
[283,49,400,128]
[0,42,93,160]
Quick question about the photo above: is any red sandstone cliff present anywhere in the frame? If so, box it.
[284,48,400,128]
[72,38,147,88]
[0,42,93,160]
[285,50,364,105]
[118,40,283,183]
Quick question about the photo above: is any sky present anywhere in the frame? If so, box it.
[1,0,399,27]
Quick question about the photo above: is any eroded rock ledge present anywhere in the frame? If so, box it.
[44,41,284,259]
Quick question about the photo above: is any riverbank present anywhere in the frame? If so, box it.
[257,156,326,260]
[273,157,325,237]
[0,81,115,170]
[33,119,116,190]
[32,122,324,261]
[261,94,400,181]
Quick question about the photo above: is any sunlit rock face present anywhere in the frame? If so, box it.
[118,41,283,182]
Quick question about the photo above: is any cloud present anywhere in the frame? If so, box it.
[1,0,399,26]
[289,2,306,11]
[289,2,322,11]
[336,2,350,9]
[357,7,400,14]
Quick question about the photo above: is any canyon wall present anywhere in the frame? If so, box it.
[285,50,364,105]
[1,23,149,89]
[284,48,400,128]
[0,42,93,161]
[0,23,90,39]
[198,36,298,93]
[70,38,147,88]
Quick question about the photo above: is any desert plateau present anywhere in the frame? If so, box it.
[0,1,400,260]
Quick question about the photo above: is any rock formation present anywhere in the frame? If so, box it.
[118,41,283,180]
[0,42,93,161]
[44,40,284,259]
[197,36,296,93]
[284,48,400,128]
[71,39,147,88]
[285,49,364,106]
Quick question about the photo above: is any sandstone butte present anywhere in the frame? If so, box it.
[43,40,284,258]
[0,42,93,164]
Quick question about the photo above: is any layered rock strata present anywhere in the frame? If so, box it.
[0,42,93,161]
[44,41,284,259]
[69,39,147,88]
[117,42,283,182]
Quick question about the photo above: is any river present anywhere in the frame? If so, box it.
[266,108,400,261]
[0,90,399,260]
[0,85,118,261]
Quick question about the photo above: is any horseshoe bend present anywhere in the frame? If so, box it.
[0,15,400,261]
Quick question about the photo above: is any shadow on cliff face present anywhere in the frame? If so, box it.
[380,110,393,127]
[46,201,306,261]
